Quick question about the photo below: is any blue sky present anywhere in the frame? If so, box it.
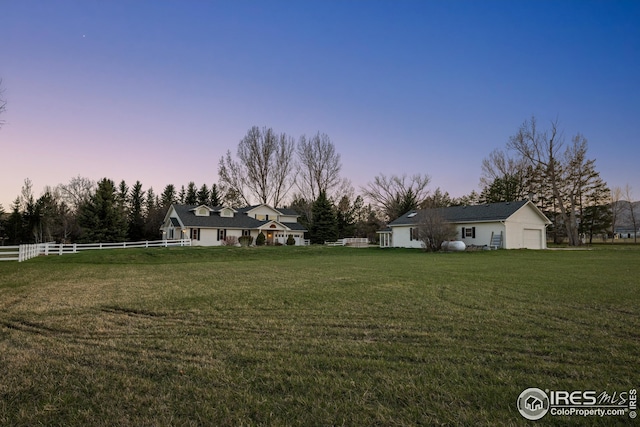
[2,0,639,208]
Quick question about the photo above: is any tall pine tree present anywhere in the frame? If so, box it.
[310,191,337,244]
[128,181,145,241]
[161,184,177,208]
[185,182,197,205]
[78,178,127,242]
[210,184,221,206]
[197,184,210,206]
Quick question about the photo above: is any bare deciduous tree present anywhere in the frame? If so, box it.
[479,148,531,202]
[610,186,624,243]
[416,208,457,252]
[507,116,605,246]
[272,132,296,208]
[218,150,250,206]
[56,176,96,212]
[218,126,295,207]
[296,132,343,201]
[0,79,6,128]
[362,173,431,222]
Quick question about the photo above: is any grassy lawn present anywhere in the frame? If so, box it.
[1,245,638,426]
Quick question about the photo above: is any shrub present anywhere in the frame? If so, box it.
[238,235,254,247]
[286,235,296,246]
[256,232,266,246]
[223,236,239,246]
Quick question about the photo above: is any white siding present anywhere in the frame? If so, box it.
[248,205,281,221]
[391,226,423,248]
[455,222,505,248]
[190,228,217,246]
[504,205,548,249]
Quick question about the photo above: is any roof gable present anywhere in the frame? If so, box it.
[242,204,282,217]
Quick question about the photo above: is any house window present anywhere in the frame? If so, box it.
[217,229,226,241]
[409,227,419,241]
[463,227,476,238]
[242,229,251,237]
[191,229,200,240]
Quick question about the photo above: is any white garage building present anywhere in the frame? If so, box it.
[379,200,551,250]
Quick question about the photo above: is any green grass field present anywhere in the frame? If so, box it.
[1,245,638,426]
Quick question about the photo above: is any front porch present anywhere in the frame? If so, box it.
[260,223,306,246]
[377,230,392,248]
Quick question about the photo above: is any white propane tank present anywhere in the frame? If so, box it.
[442,240,466,252]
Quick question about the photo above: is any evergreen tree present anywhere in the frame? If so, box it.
[78,178,127,242]
[161,184,177,208]
[178,185,186,204]
[144,187,164,240]
[310,191,337,244]
[116,180,129,217]
[422,188,454,208]
[185,182,197,205]
[128,181,145,241]
[289,195,312,232]
[197,183,210,206]
[396,188,418,217]
[34,190,59,243]
[22,192,39,243]
[336,195,356,238]
[581,204,612,244]
[480,175,525,203]
[210,184,221,206]
[579,180,611,243]
[5,198,25,244]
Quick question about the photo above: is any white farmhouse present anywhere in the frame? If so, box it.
[161,204,307,246]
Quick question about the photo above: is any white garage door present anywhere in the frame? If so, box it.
[523,228,543,249]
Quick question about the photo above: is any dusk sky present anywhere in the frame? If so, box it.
[2,0,639,209]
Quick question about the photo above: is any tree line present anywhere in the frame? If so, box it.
[0,112,637,246]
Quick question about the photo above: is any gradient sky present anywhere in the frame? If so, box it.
[2,0,639,209]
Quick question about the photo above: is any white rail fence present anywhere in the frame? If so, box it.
[324,238,369,247]
[0,239,192,263]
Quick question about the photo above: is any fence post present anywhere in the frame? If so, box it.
[73,243,77,253]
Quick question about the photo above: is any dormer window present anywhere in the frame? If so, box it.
[195,207,210,217]
[220,208,234,218]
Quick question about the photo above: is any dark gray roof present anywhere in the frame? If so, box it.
[281,222,307,231]
[171,204,307,231]
[389,200,533,226]
[236,205,300,216]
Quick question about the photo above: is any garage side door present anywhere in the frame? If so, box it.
[523,228,542,249]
